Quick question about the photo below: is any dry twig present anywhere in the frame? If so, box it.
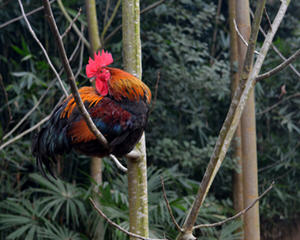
[42,0,108,147]
[17,0,68,97]
[89,198,168,240]
[42,0,127,169]
[256,49,300,81]
[193,182,275,229]
[233,19,261,55]
[104,0,165,43]
[160,177,183,232]
[2,38,82,142]
[177,1,290,239]
[0,0,55,29]
[57,0,90,49]
[109,154,127,172]
[0,97,64,151]
[101,0,121,41]
[61,8,82,39]
[258,92,300,115]
[250,9,300,78]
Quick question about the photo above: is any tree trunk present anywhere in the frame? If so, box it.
[229,0,244,238]
[236,0,260,239]
[122,0,149,239]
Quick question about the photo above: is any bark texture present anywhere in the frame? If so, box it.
[122,0,149,239]
[236,0,260,239]
[85,0,101,53]
[229,0,244,234]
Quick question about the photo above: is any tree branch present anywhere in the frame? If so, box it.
[193,182,274,229]
[161,177,183,232]
[57,0,90,49]
[109,154,127,172]
[104,0,165,44]
[256,49,300,81]
[258,92,300,115]
[2,36,82,142]
[103,0,111,25]
[0,116,50,151]
[233,19,261,55]
[42,0,109,148]
[177,1,291,239]
[101,0,121,42]
[0,97,65,151]
[89,198,168,240]
[250,9,300,78]
[0,0,55,29]
[61,8,82,39]
[17,0,68,97]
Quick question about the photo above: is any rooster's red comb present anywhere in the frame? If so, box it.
[86,50,113,78]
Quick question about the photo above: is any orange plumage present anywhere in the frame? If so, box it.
[32,50,151,176]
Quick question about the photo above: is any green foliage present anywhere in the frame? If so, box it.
[0,0,299,239]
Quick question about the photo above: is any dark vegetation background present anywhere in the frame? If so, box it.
[0,0,299,239]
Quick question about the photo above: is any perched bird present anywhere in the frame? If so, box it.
[32,50,151,175]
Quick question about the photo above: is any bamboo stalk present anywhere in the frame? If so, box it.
[236,0,260,239]
[229,0,244,236]
[85,0,101,53]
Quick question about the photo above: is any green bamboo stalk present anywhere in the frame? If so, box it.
[122,0,149,239]
[85,0,101,53]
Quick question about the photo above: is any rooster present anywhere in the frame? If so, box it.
[32,50,151,175]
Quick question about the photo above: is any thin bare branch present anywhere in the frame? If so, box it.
[101,0,121,41]
[256,48,300,81]
[42,0,109,148]
[0,116,50,151]
[89,198,168,240]
[2,80,55,141]
[103,0,111,25]
[61,8,82,39]
[177,1,292,238]
[109,154,127,172]
[0,97,64,151]
[193,182,275,229]
[250,9,300,78]
[17,0,68,97]
[141,0,165,14]
[0,0,55,29]
[161,177,183,232]
[57,0,90,49]
[2,36,82,142]
[104,0,165,44]
[264,7,273,32]
[258,92,300,115]
[233,19,261,55]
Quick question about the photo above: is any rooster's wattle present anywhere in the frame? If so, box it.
[32,50,151,175]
